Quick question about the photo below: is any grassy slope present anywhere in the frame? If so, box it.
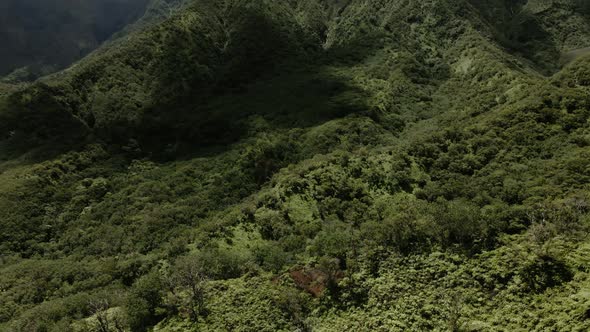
[1,0,590,331]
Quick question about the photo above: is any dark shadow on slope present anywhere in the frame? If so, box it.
[469,0,561,74]
[0,83,91,165]
[323,30,390,65]
[0,0,384,165]
[138,68,372,160]
[574,0,590,15]
[134,7,382,159]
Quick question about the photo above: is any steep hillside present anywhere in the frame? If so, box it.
[0,0,182,81]
[1,0,590,331]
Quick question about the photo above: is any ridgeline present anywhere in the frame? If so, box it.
[1,1,590,331]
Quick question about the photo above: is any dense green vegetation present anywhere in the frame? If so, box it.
[1,0,590,331]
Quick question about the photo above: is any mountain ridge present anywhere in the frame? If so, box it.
[0,0,195,83]
[1,0,590,331]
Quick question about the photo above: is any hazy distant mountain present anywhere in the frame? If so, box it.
[0,0,152,80]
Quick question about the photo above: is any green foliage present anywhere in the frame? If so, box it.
[166,256,208,322]
[126,271,164,332]
[520,253,573,293]
[2,0,590,331]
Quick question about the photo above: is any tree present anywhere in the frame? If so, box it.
[88,299,126,332]
[171,256,209,322]
[126,272,164,332]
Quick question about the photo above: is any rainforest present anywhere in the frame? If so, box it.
[1,0,590,331]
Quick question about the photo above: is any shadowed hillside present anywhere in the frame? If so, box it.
[0,0,183,81]
[1,0,590,331]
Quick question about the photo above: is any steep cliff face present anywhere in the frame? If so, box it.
[1,1,590,331]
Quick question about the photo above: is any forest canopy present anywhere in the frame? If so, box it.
[1,0,590,331]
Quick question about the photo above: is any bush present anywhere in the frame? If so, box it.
[520,254,573,293]
[126,271,164,332]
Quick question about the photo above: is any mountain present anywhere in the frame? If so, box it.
[0,0,192,82]
[1,0,590,331]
